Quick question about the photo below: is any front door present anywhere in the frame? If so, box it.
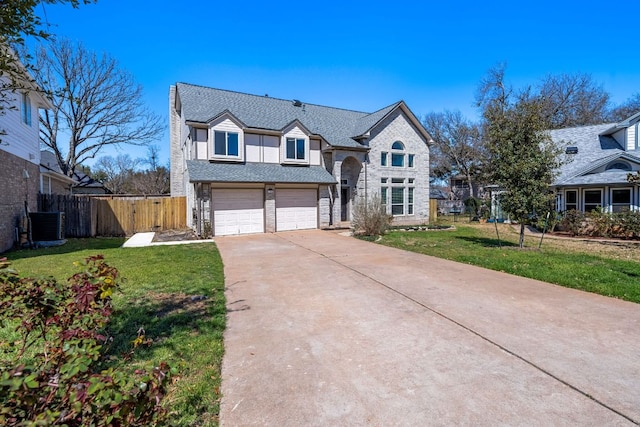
[341,187,349,221]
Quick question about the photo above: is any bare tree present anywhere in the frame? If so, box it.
[93,146,169,194]
[422,110,484,200]
[608,93,640,122]
[130,145,170,194]
[1,1,95,140]
[34,38,163,177]
[93,153,140,194]
[537,73,610,129]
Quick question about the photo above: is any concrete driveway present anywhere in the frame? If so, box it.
[216,230,640,426]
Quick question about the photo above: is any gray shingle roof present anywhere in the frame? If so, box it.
[176,83,403,148]
[550,123,640,186]
[187,160,337,184]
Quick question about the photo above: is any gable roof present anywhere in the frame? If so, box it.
[175,83,430,149]
[550,122,640,186]
[600,111,640,136]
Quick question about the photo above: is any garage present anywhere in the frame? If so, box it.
[276,188,318,231]
[212,189,264,236]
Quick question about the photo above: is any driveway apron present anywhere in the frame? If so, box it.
[216,230,640,426]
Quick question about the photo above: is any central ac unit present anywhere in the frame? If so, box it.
[29,212,65,241]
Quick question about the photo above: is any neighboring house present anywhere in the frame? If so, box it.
[170,83,431,236]
[40,150,111,195]
[0,59,52,252]
[40,150,76,195]
[551,112,640,214]
[71,169,112,195]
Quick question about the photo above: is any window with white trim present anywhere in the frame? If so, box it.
[381,152,388,166]
[611,188,631,213]
[565,190,577,211]
[381,186,388,206]
[21,93,31,126]
[391,141,404,167]
[606,161,631,171]
[584,189,602,213]
[42,176,51,194]
[408,154,415,168]
[286,137,306,160]
[391,187,404,215]
[214,130,239,157]
[408,187,414,215]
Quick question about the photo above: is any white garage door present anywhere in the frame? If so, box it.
[212,189,264,236]
[276,188,318,231]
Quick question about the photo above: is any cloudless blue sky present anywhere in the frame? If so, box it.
[38,0,639,166]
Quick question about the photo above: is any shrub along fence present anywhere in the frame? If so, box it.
[38,194,187,237]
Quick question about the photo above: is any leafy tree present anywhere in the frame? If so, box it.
[537,73,610,129]
[34,38,163,177]
[422,110,484,200]
[0,0,94,46]
[609,93,640,122]
[478,65,563,248]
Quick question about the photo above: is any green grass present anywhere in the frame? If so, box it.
[2,238,225,426]
[378,222,640,303]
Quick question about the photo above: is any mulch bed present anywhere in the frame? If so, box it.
[152,229,200,242]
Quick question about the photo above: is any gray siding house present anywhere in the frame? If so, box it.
[170,83,431,236]
[551,112,640,214]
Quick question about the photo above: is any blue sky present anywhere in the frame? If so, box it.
[39,0,639,166]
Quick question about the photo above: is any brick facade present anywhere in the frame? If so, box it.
[0,151,40,253]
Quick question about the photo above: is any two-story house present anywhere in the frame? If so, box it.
[0,59,52,252]
[551,111,640,213]
[170,83,431,236]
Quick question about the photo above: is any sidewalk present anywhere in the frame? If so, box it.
[121,232,214,248]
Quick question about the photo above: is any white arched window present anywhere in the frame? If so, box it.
[391,141,405,167]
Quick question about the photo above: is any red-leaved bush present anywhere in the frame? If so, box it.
[0,255,172,426]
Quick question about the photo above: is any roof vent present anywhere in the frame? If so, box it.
[292,99,302,107]
[565,146,578,154]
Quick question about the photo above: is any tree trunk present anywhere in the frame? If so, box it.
[519,222,525,248]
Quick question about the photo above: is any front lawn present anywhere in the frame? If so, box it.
[2,239,225,426]
[378,222,640,304]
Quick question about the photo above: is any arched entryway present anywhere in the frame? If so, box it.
[340,156,362,222]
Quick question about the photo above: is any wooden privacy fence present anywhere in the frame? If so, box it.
[95,196,187,236]
[38,194,187,237]
[38,194,95,237]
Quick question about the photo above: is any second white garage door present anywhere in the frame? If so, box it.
[276,188,318,231]
[212,189,264,236]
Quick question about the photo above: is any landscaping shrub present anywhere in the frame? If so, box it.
[0,256,172,426]
[351,193,392,236]
[617,209,640,238]
[587,208,614,237]
[560,209,586,236]
[559,209,640,239]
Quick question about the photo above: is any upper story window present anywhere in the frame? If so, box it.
[286,137,306,160]
[381,152,388,166]
[408,154,415,168]
[21,93,31,126]
[606,161,631,171]
[391,141,405,167]
[214,130,239,157]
